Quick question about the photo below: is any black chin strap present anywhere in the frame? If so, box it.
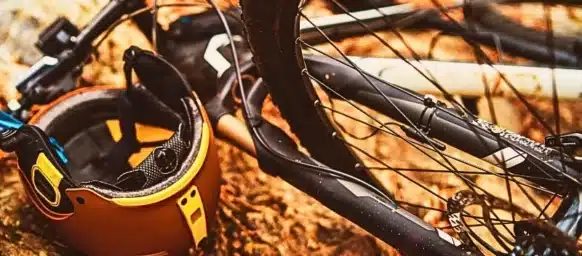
[101,94,140,172]
[94,56,140,173]
[103,46,191,191]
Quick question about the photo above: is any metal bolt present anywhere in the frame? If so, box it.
[154,147,178,174]
[423,95,437,107]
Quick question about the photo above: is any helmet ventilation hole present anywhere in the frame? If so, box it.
[76,197,85,204]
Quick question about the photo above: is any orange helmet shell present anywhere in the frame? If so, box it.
[24,86,221,255]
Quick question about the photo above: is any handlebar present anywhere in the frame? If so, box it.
[10,0,145,119]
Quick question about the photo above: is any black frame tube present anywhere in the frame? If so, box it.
[305,55,582,191]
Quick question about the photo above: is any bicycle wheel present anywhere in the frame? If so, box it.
[241,0,582,254]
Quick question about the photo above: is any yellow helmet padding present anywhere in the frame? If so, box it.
[105,120,174,167]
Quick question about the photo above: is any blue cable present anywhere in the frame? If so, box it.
[0,111,68,164]
[0,111,23,130]
[49,137,69,164]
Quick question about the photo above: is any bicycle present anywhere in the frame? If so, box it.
[1,0,582,255]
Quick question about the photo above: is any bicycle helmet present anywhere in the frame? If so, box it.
[0,46,221,255]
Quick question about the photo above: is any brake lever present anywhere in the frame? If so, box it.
[545,132,582,172]
[545,133,582,150]
[545,132,582,158]
[13,56,59,93]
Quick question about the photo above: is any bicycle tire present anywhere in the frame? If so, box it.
[325,0,397,13]
[240,0,374,183]
[310,0,582,66]
[465,1,582,65]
